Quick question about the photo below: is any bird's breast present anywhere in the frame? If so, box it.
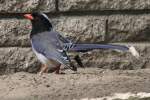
[32,46,48,64]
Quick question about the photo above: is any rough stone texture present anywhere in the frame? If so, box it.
[0,0,55,13]
[0,47,39,74]
[2,15,150,45]
[0,19,31,47]
[0,0,150,74]
[107,15,150,42]
[0,17,149,73]
[0,16,105,47]
[0,45,149,74]
[77,50,142,70]
[59,0,150,11]
[82,44,150,70]
[53,16,106,43]
[2,15,150,47]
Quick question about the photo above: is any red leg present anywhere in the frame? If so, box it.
[55,64,61,74]
[45,67,49,73]
[39,64,48,75]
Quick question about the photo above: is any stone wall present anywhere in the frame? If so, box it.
[0,0,150,74]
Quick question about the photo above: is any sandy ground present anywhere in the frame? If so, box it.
[1,68,150,100]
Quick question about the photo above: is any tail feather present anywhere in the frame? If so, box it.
[129,46,140,59]
[68,44,129,52]
[64,43,140,58]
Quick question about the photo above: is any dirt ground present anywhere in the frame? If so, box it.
[1,68,150,100]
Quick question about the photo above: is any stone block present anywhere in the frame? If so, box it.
[0,19,31,47]
[0,47,39,74]
[59,0,150,11]
[107,15,150,42]
[0,0,55,13]
[53,16,106,43]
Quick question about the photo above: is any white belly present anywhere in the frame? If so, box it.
[32,47,49,64]
[32,47,60,69]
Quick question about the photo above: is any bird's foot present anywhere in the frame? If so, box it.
[38,64,48,75]
[55,65,61,74]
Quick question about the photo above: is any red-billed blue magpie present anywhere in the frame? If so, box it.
[24,12,139,74]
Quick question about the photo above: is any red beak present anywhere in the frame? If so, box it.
[24,14,34,20]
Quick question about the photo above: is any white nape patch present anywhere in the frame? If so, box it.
[42,13,50,21]
[129,46,140,59]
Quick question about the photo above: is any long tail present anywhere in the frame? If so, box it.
[69,44,129,52]
[64,43,139,58]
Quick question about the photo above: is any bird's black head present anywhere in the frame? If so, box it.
[24,12,53,35]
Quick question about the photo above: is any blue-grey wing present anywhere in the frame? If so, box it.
[31,31,71,65]
[52,32,75,51]
[57,33,71,43]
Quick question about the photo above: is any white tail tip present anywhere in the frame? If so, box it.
[129,46,140,59]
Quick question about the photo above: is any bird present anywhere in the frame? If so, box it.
[24,12,139,74]
[24,13,78,74]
